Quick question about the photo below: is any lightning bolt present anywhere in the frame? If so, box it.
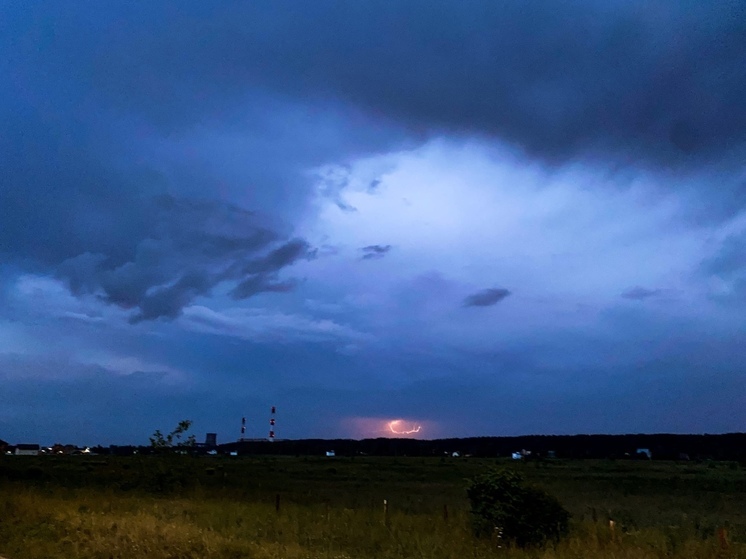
[388,419,422,435]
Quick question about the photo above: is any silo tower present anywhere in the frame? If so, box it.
[269,406,276,441]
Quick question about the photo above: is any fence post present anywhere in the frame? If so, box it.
[383,499,388,526]
[718,527,729,550]
[443,504,449,523]
[275,493,280,513]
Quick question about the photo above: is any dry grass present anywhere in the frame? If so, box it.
[1,485,744,559]
[1,457,745,558]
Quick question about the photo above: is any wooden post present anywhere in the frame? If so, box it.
[609,520,616,542]
[718,527,729,550]
[275,493,280,513]
[443,504,449,522]
[383,499,388,526]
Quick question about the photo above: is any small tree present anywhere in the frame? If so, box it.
[150,419,196,452]
[467,468,569,547]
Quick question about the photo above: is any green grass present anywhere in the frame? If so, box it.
[1,456,745,558]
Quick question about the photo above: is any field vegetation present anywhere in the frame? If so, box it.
[1,454,745,558]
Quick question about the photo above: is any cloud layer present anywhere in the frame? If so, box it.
[463,288,512,307]
[26,2,744,166]
[1,2,745,443]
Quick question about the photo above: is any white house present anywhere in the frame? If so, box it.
[15,444,40,456]
[636,448,652,459]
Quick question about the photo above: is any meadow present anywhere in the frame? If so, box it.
[1,454,745,558]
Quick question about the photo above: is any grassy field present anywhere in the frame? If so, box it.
[1,455,745,558]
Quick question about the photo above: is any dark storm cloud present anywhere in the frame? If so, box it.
[230,275,298,300]
[227,238,311,299]
[702,232,746,279]
[2,1,746,444]
[54,197,314,322]
[2,7,330,323]
[699,232,746,302]
[0,100,318,321]
[234,238,312,276]
[0,353,200,444]
[0,106,148,267]
[0,92,327,321]
[13,1,741,167]
[361,245,392,260]
[621,286,663,301]
[463,287,512,307]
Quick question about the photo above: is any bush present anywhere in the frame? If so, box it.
[467,468,569,547]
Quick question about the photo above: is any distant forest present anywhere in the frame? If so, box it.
[102,433,746,461]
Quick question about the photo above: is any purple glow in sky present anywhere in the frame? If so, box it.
[345,417,434,439]
[1,2,745,445]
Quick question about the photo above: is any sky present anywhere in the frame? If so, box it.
[1,1,745,445]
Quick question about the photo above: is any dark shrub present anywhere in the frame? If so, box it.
[467,469,569,547]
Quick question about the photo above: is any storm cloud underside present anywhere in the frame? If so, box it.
[1,1,745,443]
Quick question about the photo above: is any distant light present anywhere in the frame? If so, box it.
[387,419,422,435]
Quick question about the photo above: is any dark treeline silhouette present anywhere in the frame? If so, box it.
[101,433,746,460]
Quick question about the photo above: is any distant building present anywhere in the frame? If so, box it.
[636,448,652,459]
[51,443,81,455]
[15,444,40,456]
[325,450,335,457]
[205,433,217,447]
